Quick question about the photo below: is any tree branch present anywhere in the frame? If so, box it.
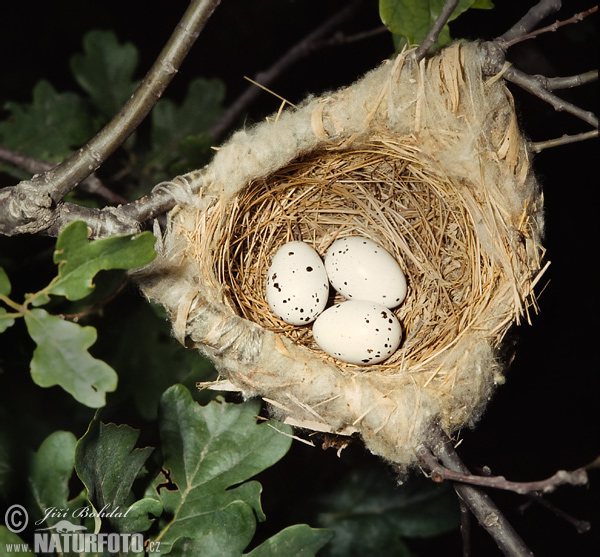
[496,0,562,47]
[417,444,589,495]
[530,130,598,152]
[420,427,534,556]
[503,66,598,128]
[413,0,460,63]
[502,6,598,49]
[0,144,128,205]
[36,175,194,239]
[521,492,591,534]
[0,0,220,237]
[209,0,363,141]
[537,70,598,91]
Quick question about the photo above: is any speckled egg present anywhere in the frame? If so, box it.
[312,300,402,365]
[324,236,407,308]
[266,241,330,326]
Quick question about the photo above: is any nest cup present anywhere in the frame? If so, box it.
[137,43,546,467]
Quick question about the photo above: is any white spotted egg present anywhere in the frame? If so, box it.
[313,300,402,365]
[324,236,407,308]
[266,241,330,326]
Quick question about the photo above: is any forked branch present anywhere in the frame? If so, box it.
[417,443,589,495]
[0,0,221,237]
[480,0,598,148]
[417,426,592,556]
[496,0,563,46]
[421,428,534,556]
[503,66,598,128]
[0,145,127,205]
[414,0,460,62]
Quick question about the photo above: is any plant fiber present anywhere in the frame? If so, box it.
[135,42,545,467]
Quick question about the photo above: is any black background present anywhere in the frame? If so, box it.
[1,1,598,555]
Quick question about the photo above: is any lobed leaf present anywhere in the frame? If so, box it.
[75,417,161,534]
[0,80,97,161]
[48,220,156,301]
[70,30,139,119]
[147,77,225,175]
[148,385,293,554]
[315,466,460,556]
[246,524,335,557]
[24,308,118,408]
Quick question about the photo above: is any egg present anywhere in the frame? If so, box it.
[266,241,330,325]
[324,236,407,308]
[313,300,402,365]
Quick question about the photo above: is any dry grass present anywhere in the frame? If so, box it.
[204,136,516,377]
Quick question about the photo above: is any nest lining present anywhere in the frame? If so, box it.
[209,137,507,382]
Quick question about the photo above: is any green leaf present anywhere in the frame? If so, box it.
[167,133,216,177]
[75,417,161,534]
[29,431,79,527]
[246,525,335,557]
[0,267,11,296]
[168,502,257,556]
[0,421,20,502]
[70,30,139,118]
[0,308,15,333]
[0,527,34,555]
[1,267,16,333]
[98,301,217,421]
[48,220,156,301]
[379,0,494,48]
[24,308,118,407]
[0,80,97,161]
[315,466,460,556]
[149,386,293,554]
[147,78,225,173]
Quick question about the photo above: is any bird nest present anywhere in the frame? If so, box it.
[136,42,546,467]
[215,139,503,370]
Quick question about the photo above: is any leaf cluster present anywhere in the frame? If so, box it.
[0,30,224,197]
[0,217,459,555]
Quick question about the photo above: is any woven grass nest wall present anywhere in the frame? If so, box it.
[137,42,546,468]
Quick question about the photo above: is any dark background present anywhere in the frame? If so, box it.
[1,1,598,555]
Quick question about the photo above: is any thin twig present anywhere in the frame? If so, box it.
[530,130,598,152]
[314,25,390,49]
[37,0,220,202]
[536,70,598,91]
[413,0,460,63]
[417,444,589,495]
[522,492,591,534]
[0,0,221,237]
[60,277,129,321]
[502,6,598,48]
[0,144,128,205]
[503,66,598,128]
[497,0,562,47]
[209,0,363,141]
[425,427,534,556]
